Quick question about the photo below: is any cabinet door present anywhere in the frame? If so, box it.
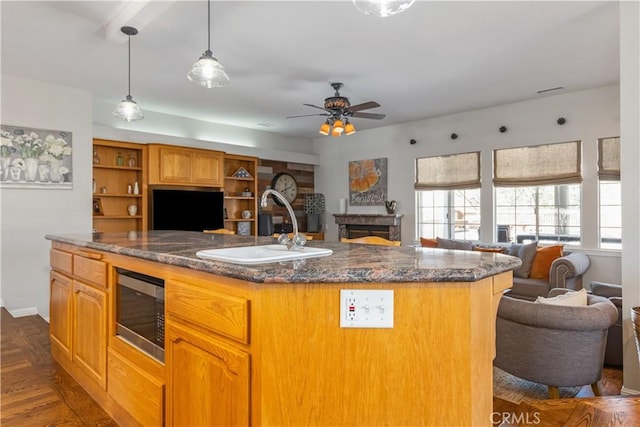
[158,148,191,183]
[191,151,223,186]
[50,271,73,360]
[166,320,250,426]
[73,280,108,390]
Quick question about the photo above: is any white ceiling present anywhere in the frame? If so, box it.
[1,1,620,140]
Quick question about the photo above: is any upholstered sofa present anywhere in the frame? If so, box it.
[420,237,591,301]
[590,281,623,367]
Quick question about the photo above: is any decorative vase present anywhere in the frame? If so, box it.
[38,164,50,182]
[127,205,138,216]
[9,167,22,181]
[24,158,38,182]
[49,158,62,183]
[0,156,10,181]
[385,200,397,214]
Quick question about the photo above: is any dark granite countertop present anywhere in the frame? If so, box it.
[45,231,521,284]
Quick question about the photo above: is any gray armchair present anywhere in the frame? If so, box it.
[494,289,618,398]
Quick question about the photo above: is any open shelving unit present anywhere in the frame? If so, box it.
[92,139,147,233]
[224,154,258,235]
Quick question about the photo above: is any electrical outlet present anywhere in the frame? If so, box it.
[340,289,394,328]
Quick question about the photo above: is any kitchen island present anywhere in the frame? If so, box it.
[46,231,520,427]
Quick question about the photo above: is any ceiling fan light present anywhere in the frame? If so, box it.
[331,128,342,137]
[188,51,230,88]
[319,121,331,135]
[113,95,144,121]
[352,0,415,18]
[333,119,345,133]
[344,122,356,135]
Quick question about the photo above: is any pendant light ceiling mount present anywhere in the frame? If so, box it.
[187,0,229,88]
[112,25,144,122]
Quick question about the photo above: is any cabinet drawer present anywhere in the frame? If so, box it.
[73,254,107,288]
[166,280,249,344]
[50,249,73,275]
[108,348,164,427]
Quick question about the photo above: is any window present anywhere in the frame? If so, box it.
[598,137,621,249]
[415,152,480,240]
[416,189,481,240]
[495,185,581,244]
[493,141,582,244]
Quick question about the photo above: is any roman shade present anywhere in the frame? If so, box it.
[493,141,582,187]
[598,137,620,181]
[415,151,480,190]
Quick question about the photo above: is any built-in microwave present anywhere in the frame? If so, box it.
[115,268,165,363]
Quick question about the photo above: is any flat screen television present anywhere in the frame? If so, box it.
[151,187,225,232]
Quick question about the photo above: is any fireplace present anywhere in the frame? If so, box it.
[333,214,403,241]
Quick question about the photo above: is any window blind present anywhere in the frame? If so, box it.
[493,141,582,186]
[598,137,620,181]
[415,151,480,190]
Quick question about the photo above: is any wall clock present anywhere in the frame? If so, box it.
[271,172,298,206]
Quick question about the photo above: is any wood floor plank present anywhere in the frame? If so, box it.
[1,308,117,426]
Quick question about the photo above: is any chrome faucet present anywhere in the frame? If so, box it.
[260,189,306,250]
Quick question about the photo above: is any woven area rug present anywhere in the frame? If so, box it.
[493,367,581,403]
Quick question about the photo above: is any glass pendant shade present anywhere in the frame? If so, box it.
[352,0,415,18]
[319,121,331,135]
[344,122,356,135]
[333,119,345,133]
[188,50,230,88]
[113,95,144,121]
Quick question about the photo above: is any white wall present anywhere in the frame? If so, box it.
[619,0,640,394]
[93,101,319,164]
[314,85,621,283]
[1,75,93,319]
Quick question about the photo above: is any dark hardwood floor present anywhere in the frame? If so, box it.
[1,308,116,426]
[0,307,632,426]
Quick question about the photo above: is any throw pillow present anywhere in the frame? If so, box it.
[508,242,538,279]
[529,245,564,279]
[535,288,587,306]
[473,247,505,253]
[436,237,473,251]
[420,237,438,248]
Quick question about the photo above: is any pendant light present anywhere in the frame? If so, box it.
[352,0,415,18]
[187,0,230,88]
[112,26,144,122]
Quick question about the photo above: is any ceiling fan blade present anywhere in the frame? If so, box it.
[352,112,386,120]
[286,113,330,119]
[348,101,381,112]
[303,103,332,113]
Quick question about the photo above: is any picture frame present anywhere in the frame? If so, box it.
[93,198,104,216]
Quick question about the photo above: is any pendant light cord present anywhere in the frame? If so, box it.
[127,33,132,97]
[207,0,211,53]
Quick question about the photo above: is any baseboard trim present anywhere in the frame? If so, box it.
[621,386,640,395]
[8,307,38,318]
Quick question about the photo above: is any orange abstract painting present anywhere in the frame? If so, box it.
[348,158,387,206]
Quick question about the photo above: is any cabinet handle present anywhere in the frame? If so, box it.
[76,250,104,260]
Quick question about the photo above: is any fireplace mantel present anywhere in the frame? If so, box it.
[333,213,403,241]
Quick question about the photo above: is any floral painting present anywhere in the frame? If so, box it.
[0,124,72,189]
[348,158,387,206]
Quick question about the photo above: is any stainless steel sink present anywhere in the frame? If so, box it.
[196,244,333,265]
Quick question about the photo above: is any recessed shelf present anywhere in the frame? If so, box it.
[225,196,255,200]
[93,165,142,171]
[93,193,142,198]
[224,218,255,222]
[93,215,142,219]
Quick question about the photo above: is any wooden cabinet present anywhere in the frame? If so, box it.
[165,278,250,426]
[165,321,250,426]
[148,144,224,187]
[73,279,108,390]
[50,270,72,360]
[92,139,147,233]
[223,154,258,235]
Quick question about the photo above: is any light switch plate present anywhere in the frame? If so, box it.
[340,289,394,328]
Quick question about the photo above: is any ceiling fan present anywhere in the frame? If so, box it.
[287,83,385,136]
